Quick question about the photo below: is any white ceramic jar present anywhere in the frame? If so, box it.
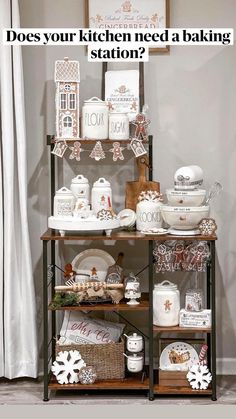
[136,200,163,231]
[70,174,90,202]
[153,281,180,327]
[109,112,129,140]
[91,177,112,215]
[53,187,75,217]
[124,353,144,373]
[124,333,143,353]
[82,97,109,139]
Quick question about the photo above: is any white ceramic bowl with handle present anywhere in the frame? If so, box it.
[161,206,210,230]
[166,189,206,207]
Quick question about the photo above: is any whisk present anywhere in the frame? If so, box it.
[204,181,222,205]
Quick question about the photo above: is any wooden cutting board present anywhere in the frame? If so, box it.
[125,155,160,210]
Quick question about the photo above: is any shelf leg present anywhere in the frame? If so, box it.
[43,240,49,402]
[148,240,154,401]
[51,241,56,362]
[210,241,217,401]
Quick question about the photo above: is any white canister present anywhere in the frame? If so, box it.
[153,281,180,327]
[136,200,163,232]
[124,333,143,353]
[109,112,129,140]
[70,174,90,202]
[91,177,112,215]
[124,353,144,373]
[82,97,109,139]
[53,187,75,217]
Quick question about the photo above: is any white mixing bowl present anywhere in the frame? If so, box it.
[166,189,206,207]
[161,206,210,230]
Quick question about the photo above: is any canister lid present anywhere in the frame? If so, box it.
[128,333,143,341]
[93,177,111,188]
[56,187,74,196]
[71,174,89,184]
[84,96,106,105]
[154,280,178,291]
[129,354,143,360]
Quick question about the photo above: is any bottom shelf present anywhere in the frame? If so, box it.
[154,384,212,395]
[49,375,149,391]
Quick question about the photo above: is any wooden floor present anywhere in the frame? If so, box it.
[0,376,235,404]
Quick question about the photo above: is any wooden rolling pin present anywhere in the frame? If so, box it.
[55,282,124,293]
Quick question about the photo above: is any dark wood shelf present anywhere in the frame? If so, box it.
[41,228,217,242]
[154,384,212,395]
[49,297,149,312]
[153,326,211,334]
[49,375,149,390]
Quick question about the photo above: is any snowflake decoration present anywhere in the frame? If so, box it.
[187,365,212,390]
[138,190,163,202]
[97,209,113,221]
[198,218,217,236]
[69,141,83,161]
[51,350,86,384]
[78,366,97,385]
[109,142,125,161]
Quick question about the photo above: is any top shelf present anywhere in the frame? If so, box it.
[47,135,150,145]
[41,229,217,242]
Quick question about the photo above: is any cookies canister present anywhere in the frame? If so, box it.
[153,280,180,327]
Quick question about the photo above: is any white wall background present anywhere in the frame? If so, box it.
[19,0,236,373]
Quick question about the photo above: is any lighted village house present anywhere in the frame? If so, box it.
[55,58,80,139]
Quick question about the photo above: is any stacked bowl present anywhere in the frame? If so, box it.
[161,166,209,235]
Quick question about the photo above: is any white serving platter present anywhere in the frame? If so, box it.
[48,216,120,236]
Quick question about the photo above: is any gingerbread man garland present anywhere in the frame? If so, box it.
[69,141,83,161]
[109,142,125,161]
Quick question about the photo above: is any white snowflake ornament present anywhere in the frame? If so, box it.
[187,364,212,390]
[51,350,86,384]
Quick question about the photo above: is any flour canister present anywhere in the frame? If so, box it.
[109,112,129,140]
[136,201,163,232]
[153,281,180,327]
[91,177,112,215]
[53,187,75,217]
[82,97,109,139]
[70,175,90,202]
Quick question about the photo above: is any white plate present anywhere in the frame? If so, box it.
[140,228,169,236]
[159,341,199,371]
[71,249,115,282]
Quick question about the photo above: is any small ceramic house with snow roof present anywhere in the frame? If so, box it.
[55,57,80,139]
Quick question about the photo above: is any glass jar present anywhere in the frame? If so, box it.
[185,289,203,312]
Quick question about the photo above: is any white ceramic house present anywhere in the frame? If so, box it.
[55,58,80,139]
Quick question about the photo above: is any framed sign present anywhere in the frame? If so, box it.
[85,0,170,52]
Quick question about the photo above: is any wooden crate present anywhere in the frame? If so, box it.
[158,370,189,387]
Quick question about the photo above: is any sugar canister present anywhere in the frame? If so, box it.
[82,97,108,139]
[153,280,180,327]
[109,112,129,140]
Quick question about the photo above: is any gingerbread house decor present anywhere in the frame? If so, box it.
[55,57,80,140]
